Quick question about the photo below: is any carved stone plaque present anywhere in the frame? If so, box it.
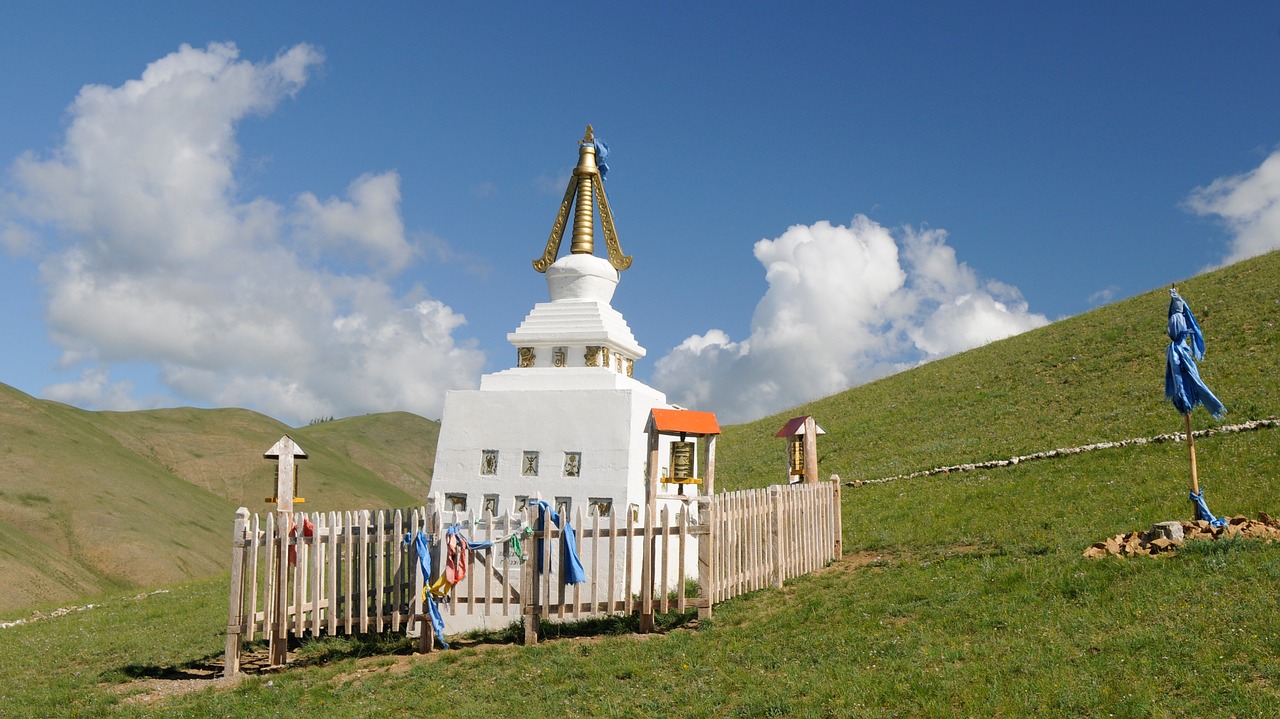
[563,451,581,477]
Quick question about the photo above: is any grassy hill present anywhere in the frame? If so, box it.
[718,249,1280,488]
[0,392,437,613]
[1,251,1278,716]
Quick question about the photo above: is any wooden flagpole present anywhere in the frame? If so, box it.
[1185,412,1199,497]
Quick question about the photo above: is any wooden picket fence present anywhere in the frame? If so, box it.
[704,481,843,603]
[224,480,841,674]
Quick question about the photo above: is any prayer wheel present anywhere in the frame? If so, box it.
[788,437,805,478]
[669,440,696,482]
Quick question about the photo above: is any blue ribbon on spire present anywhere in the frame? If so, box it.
[594,140,609,179]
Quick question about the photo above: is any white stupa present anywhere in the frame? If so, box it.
[430,126,670,525]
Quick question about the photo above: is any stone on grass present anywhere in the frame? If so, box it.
[1153,521,1184,542]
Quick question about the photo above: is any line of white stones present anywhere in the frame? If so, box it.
[0,589,170,630]
[848,417,1280,488]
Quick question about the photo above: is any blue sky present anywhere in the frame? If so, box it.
[2,3,1279,424]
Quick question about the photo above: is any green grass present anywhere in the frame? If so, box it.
[3,419,1278,716]
[3,436,1279,717]
[2,251,1278,716]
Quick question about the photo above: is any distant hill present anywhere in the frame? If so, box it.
[0,391,437,613]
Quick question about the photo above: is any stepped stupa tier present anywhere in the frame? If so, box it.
[430,126,674,589]
[487,253,645,388]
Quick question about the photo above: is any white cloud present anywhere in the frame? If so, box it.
[43,368,141,412]
[1087,285,1119,306]
[653,217,1049,423]
[535,172,570,195]
[1185,148,1280,266]
[293,172,415,272]
[4,42,483,424]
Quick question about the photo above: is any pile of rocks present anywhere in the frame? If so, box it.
[1084,513,1280,558]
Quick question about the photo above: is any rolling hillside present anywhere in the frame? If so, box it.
[717,249,1280,489]
[0,391,437,613]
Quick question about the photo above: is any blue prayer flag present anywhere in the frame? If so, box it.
[1164,289,1225,419]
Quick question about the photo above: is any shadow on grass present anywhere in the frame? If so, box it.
[505,608,701,643]
[104,608,701,683]
[104,654,226,684]
[293,607,701,663]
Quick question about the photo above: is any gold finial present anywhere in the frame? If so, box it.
[533,125,632,273]
[569,131,598,256]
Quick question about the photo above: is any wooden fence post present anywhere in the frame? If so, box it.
[269,509,290,666]
[640,429,660,633]
[223,507,250,676]
[770,485,785,588]
[831,477,843,559]
[523,501,540,645]
[697,495,714,620]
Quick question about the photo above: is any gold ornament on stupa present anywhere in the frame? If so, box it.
[532,125,632,273]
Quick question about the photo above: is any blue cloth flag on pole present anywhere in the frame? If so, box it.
[530,500,586,585]
[1189,491,1226,527]
[1165,289,1226,419]
[1165,288,1229,527]
[405,531,449,648]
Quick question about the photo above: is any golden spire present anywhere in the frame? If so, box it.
[533,125,632,272]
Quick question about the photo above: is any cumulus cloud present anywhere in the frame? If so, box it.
[293,172,415,272]
[43,368,142,412]
[1185,148,1280,266]
[2,42,483,424]
[1087,286,1119,306]
[652,217,1049,423]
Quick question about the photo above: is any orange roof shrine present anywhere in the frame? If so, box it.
[649,408,721,436]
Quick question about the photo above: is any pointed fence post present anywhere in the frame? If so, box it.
[223,507,250,676]
[697,493,714,621]
[640,427,660,633]
[770,485,785,588]
[523,496,541,645]
[831,476,843,559]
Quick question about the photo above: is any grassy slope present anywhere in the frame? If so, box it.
[1,252,1278,717]
[292,412,438,501]
[718,249,1280,488]
[0,390,437,613]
